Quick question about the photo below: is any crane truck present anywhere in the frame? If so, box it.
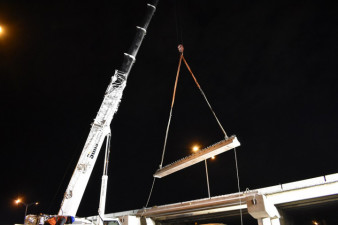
[24,1,159,225]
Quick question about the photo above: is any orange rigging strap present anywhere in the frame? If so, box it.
[159,44,228,170]
[178,44,228,138]
[171,53,183,108]
[159,46,184,169]
[182,55,201,89]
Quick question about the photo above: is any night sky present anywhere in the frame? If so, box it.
[1,1,338,224]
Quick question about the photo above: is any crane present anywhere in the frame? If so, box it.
[59,0,159,219]
[24,1,159,225]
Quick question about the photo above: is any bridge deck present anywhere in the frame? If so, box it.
[95,173,338,223]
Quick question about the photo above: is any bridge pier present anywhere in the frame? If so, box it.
[257,217,281,225]
[247,194,281,225]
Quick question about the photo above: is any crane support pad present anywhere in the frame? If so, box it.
[154,135,240,178]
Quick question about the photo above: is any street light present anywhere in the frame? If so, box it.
[192,145,199,152]
[15,199,39,223]
[0,25,4,36]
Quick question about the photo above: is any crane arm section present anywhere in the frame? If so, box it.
[58,0,159,217]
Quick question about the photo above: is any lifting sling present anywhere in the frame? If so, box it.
[155,45,240,178]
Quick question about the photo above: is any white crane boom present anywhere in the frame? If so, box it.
[58,0,159,217]
[58,71,126,216]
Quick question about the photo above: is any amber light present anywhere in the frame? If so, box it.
[192,145,200,152]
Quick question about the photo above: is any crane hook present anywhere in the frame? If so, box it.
[178,44,184,53]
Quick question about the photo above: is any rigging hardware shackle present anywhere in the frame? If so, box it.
[178,44,184,53]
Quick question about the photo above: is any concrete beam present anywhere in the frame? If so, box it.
[137,192,255,218]
[154,136,240,178]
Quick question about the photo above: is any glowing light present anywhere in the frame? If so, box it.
[211,156,215,159]
[0,26,5,36]
[192,145,199,152]
[312,221,319,225]
[15,199,21,204]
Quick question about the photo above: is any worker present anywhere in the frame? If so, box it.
[56,216,67,225]
[44,217,56,225]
